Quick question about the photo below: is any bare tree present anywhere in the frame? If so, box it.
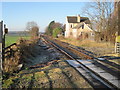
[82,1,116,42]
[31,26,39,38]
[26,21,39,38]
[118,1,120,35]
[26,21,38,31]
[51,22,63,30]
[84,1,114,31]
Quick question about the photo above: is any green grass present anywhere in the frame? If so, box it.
[5,35,30,47]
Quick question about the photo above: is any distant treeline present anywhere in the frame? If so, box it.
[7,31,30,36]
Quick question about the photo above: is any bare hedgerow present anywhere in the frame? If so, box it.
[3,38,39,74]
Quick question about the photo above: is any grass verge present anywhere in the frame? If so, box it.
[2,60,93,89]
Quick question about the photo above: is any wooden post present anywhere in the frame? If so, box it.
[0,21,3,68]
[0,21,3,90]
[0,21,3,43]
[2,24,6,61]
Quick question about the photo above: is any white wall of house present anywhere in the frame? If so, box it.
[65,17,70,38]
[72,29,78,38]
[65,23,78,38]
[77,23,92,32]
[77,23,94,40]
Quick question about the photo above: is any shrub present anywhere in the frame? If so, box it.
[52,27,63,38]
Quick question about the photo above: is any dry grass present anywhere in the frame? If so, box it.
[3,47,20,73]
[57,37,114,48]
[3,38,39,74]
[57,37,115,57]
[109,59,120,64]
[3,60,93,89]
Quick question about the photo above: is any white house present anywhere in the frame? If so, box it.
[65,15,94,40]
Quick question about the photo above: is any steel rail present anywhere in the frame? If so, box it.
[68,43,120,70]
[53,37,120,77]
[42,36,119,89]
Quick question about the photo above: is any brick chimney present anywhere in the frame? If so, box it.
[77,14,80,22]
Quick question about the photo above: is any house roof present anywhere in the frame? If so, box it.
[80,17,90,24]
[67,16,78,23]
[67,16,90,24]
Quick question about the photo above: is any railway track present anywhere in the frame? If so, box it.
[49,37,120,78]
[67,42,120,71]
[41,35,120,89]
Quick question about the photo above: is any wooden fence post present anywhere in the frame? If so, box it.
[2,24,6,61]
[0,20,3,90]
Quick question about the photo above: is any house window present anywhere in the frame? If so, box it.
[82,25,84,29]
[91,33,94,36]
